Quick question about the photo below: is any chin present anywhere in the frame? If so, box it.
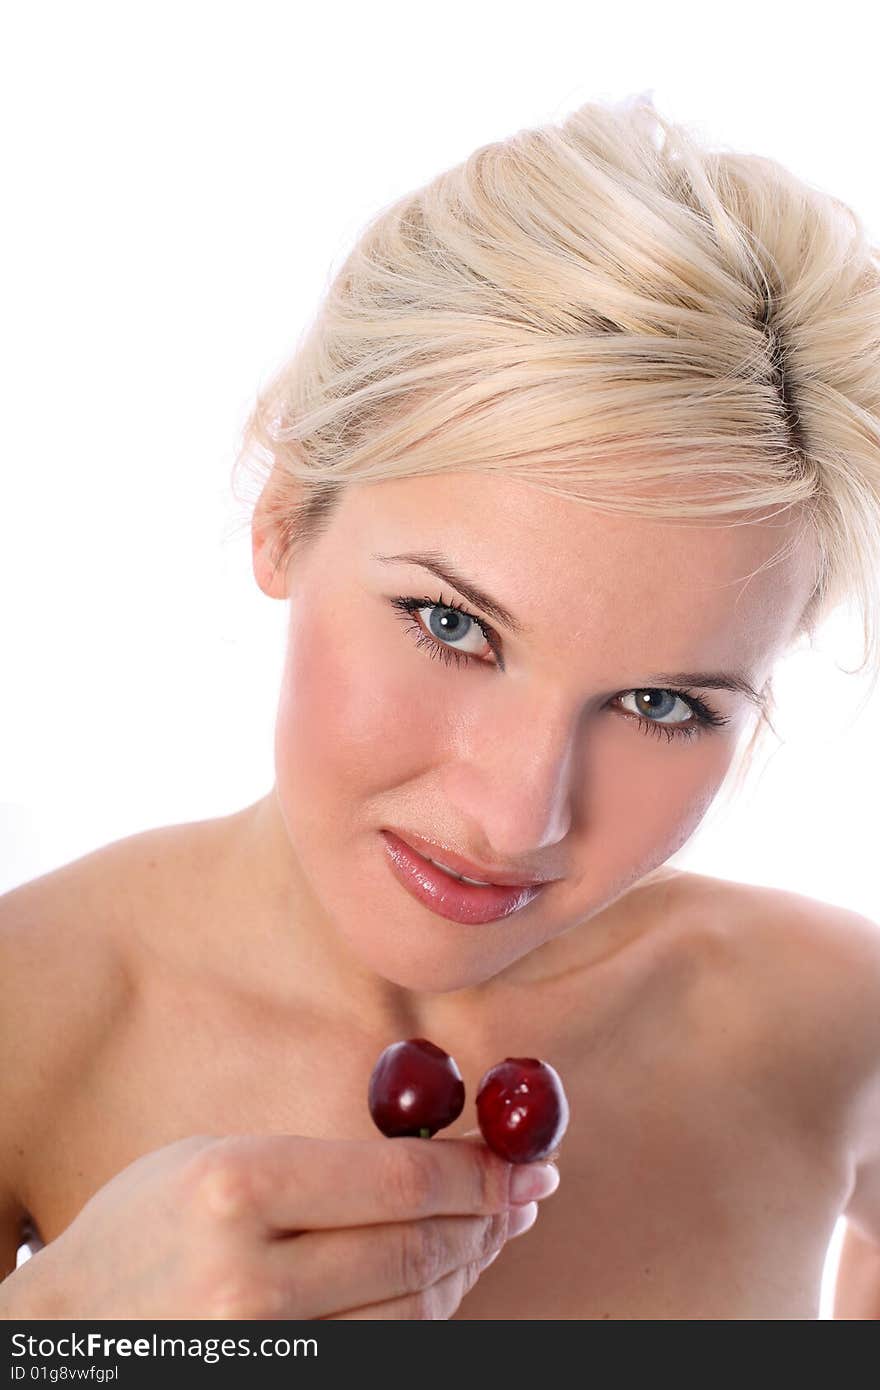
[340,928,512,997]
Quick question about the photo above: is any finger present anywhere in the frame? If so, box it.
[323,1203,546,1320]
[192,1134,520,1233]
[265,1209,510,1319]
[319,1248,500,1320]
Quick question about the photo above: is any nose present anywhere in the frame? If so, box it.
[442,689,582,867]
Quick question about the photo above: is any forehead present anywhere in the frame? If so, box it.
[337,471,818,670]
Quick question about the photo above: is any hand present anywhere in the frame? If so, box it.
[15,1132,556,1319]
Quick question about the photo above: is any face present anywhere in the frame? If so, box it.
[252,470,817,997]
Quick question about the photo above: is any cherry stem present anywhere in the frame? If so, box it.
[419,1127,431,1139]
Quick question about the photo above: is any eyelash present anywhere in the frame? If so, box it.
[388,591,731,744]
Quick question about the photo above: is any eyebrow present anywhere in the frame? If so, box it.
[374,550,528,635]
[372,549,766,708]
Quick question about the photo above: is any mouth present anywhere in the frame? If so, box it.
[380,829,548,926]
[386,826,553,888]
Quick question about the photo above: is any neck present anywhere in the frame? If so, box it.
[216,788,680,1041]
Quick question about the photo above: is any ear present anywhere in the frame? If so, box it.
[251,472,294,600]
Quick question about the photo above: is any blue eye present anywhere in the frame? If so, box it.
[389,592,497,668]
[388,592,731,744]
[615,688,730,744]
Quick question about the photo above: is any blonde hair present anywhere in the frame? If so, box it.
[230,92,880,797]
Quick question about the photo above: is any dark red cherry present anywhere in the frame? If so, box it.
[368,1038,466,1139]
[476,1057,569,1163]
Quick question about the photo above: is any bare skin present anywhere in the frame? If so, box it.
[2,471,878,1317]
[0,811,869,1318]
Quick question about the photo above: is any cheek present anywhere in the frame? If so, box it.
[273,600,440,805]
[586,727,735,874]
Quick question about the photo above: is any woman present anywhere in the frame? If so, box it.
[1,94,879,1320]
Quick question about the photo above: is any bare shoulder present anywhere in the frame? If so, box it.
[0,854,129,1205]
[672,865,879,992]
[722,874,880,1049]
[0,815,230,1202]
[674,868,880,1122]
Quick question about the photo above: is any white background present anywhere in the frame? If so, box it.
[3,0,879,1317]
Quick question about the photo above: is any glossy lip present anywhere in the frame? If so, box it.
[385,825,556,888]
[381,829,547,926]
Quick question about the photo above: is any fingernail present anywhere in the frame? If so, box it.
[509,1162,560,1204]
[507,1200,538,1236]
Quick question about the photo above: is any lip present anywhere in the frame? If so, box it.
[386,826,553,888]
[381,830,547,926]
